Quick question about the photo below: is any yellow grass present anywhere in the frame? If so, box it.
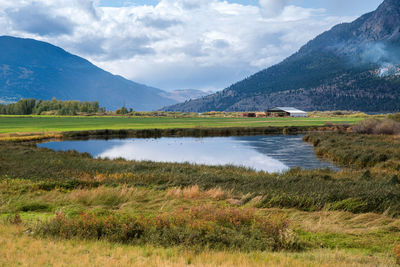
[281,210,400,235]
[166,185,231,200]
[0,224,395,267]
[0,132,62,142]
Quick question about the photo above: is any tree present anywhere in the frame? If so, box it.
[116,106,128,115]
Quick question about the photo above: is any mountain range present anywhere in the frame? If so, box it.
[0,36,180,111]
[164,0,400,113]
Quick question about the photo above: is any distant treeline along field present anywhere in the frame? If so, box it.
[0,98,105,115]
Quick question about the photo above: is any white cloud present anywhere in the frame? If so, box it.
[0,0,354,91]
[259,0,290,17]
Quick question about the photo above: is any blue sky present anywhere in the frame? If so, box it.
[0,0,385,91]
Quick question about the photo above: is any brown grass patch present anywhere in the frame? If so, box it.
[0,132,62,142]
[167,185,231,200]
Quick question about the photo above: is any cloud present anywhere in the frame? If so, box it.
[159,0,214,10]
[5,4,75,36]
[137,16,182,29]
[0,0,356,91]
[95,138,288,172]
[259,0,290,17]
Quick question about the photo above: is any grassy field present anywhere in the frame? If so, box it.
[1,117,400,266]
[0,115,365,133]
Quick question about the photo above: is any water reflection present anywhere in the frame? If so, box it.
[38,135,338,173]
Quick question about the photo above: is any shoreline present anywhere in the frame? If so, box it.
[0,125,351,143]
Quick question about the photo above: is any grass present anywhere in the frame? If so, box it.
[1,183,399,265]
[1,118,400,265]
[0,115,365,134]
[303,132,400,170]
[2,142,400,215]
[0,224,395,267]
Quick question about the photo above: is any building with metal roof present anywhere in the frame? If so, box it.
[266,107,308,117]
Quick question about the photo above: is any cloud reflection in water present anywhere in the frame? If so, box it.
[38,135,338,173]
[97,138,288,173]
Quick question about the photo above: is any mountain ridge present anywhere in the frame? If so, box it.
[164,0,400,113]
[0,36,177,111]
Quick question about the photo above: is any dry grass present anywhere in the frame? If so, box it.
[166,185,231,200]
[257,209,400,236]
[0,132,62,142]
[65,185,137,206]
[0,224,395,267]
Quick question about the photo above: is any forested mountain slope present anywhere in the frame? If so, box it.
[164,0,400,112]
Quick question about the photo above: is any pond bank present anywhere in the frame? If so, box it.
[0,125,351,143]
[62,125,351,140]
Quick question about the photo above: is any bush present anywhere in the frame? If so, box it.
[352,119,400,135]
[352,119,380,134]
[373,120,400,135]
[34,206,302,251]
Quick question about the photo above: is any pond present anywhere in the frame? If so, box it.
[38,135,338,173]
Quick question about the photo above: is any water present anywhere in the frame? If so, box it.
[38,135,338,173]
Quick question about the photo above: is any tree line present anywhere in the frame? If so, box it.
[0,98,105,115]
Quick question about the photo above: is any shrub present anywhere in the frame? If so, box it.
[352,119,400,135]
[373,120,400,135]
[352,119,380,134]
[34,206,302,251]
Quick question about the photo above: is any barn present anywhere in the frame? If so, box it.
[267,107,308,117]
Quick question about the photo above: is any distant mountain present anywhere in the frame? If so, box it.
[164,0,400,113]
[160,89,213,103]
[0,36,177,111]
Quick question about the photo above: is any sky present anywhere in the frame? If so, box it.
[0,0,384,92]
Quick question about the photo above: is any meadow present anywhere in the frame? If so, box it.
[0,116,400,266]
[0,115,365,134]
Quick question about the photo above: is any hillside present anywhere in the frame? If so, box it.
[164,0,400,112]
[0,36,177,111]
[161,89,212,103]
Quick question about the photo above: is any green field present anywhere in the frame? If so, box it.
[0,115,365,133]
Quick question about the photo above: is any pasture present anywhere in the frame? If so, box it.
[0,115,365,134]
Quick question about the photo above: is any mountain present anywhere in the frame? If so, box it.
[160,89,213,103]
[0,36,177,111]
[164,0,400,113]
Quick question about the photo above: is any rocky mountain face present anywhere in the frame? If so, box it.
[164,0,400,112]
[0,36,177,111]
